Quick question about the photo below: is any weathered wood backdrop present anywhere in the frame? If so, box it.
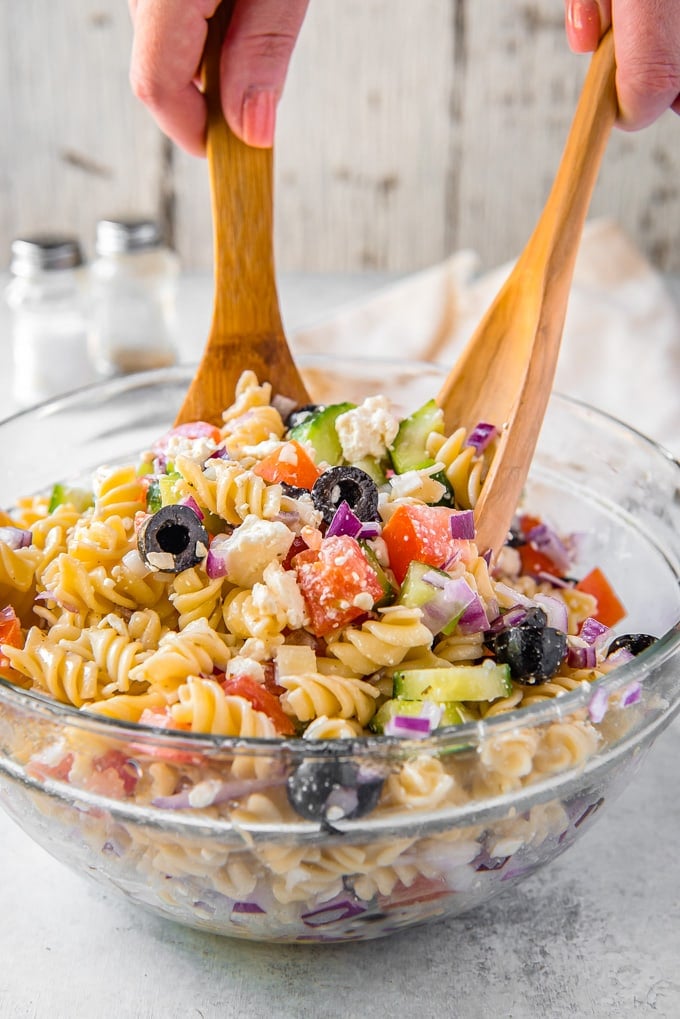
[1,0,678,273]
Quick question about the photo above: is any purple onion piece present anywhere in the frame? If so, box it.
[180,495,204,520]
[457,593,489,634]
[621,680,642,707]
[231,901,266,915]
[0,526,32,550]
[534,593,569,633]
[450,510,475,540]
[465,422,498,454]
[326,500,363,539]
[384,714,433,738]
[588,686,609,724]
[525,522,572,573]
[152,774,286,809]
[579,616,609,647]
[206,546,228,579]
[358,520,381,540]
[301,896,367,927]
[566,643,596,670]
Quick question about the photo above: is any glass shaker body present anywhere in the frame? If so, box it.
[6,235,96,407]
[90,218,179,375]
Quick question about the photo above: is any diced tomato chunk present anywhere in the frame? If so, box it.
[518,543,562,577]
[0,606,21,671]
[574,567,626,627]
[221,675,295,735]
[252,440,322,490]
[381,504,459,584]
[152,421,223,456]
[294,534,384,637]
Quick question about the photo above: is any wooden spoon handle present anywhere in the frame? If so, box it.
[516,28,617,288]
[203,3,284,340]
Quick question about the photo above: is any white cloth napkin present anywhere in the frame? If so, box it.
[293,218,680,456]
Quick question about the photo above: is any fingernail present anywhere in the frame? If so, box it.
[567,0,600,36]
[242,87,276,148]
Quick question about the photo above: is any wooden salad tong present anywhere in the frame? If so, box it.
[437,30,617,556]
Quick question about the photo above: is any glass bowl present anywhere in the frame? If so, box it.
[0,358,679,944]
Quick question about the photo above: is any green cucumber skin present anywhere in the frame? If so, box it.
[288,403,356,466]
[393,664,512,702]
[397,561,449,608]
[390,399,444,475]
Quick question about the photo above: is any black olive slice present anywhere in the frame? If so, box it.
[486,621,567,685]
[606,633,657,657]
[311,466,379,525]
[138,504,209,573]
[286,758,384,822]
[285,404,325,430]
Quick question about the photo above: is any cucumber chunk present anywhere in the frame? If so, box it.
[288,402,356,466]
[48,483,94,514]
[359,540,396,607]
[390,399,444,475]
[397,561,449,608]
[393,661,512,702]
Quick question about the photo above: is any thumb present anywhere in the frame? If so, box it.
[220,0,310,148]
[564,0,612,52]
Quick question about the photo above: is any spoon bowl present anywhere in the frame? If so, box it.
[437,31,617,555]
[174,3,310,427]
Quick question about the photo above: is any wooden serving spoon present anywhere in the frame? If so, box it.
[437,30,617,556]
[174,3,310,427]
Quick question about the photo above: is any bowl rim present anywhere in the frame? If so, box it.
[1,359,680,757]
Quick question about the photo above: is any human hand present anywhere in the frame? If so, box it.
[129,0,310,156]
[564,1,680,129]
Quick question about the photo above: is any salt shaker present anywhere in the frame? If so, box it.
[6,234,96,407]
[90,217,179,375]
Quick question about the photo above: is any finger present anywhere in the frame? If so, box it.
[129,0,221,157]
[220,0,310,148]
[612,0,680,130]
[564,0,611,53]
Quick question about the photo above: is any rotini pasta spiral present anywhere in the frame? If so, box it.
[175,456,281,526]
[326,606,433,675]
[279,672,380,726]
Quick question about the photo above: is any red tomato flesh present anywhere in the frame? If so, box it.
[382,504,459,584]
[221,675,295,735]
[0,606,21,671]
[252,440,322,490]
[294,534,384,637]
[574,567,626,627]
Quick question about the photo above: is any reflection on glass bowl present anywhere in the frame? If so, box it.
[0,358,679,944]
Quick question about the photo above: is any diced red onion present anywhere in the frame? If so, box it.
[384,714,433,738]
[152,774,286,809]
[486,604,528,634]
[465,422,498,454]
[536,570,571,589]
[420,574,476,634]
[534,593,569,633]
[206,545,229,579]
[450,510,475,540]
[600,645,635,672]
[621,680,642,707]
[153,455,167,474]
[232,901,266,915]
[358,520,381,540]
[494,582,535,609]
[525,523,572,573]
[326,500,363,539]
[0,526,32,550]
[180,495,204,520]
[579,617,609,647]
[566,643,597,669]
[458,592,490,634]
[301,895,367,927]
[588,686,609,723]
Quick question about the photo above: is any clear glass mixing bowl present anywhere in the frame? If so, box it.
[0,358,679,943]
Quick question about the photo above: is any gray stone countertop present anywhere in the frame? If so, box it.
[1,271,680,1018]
